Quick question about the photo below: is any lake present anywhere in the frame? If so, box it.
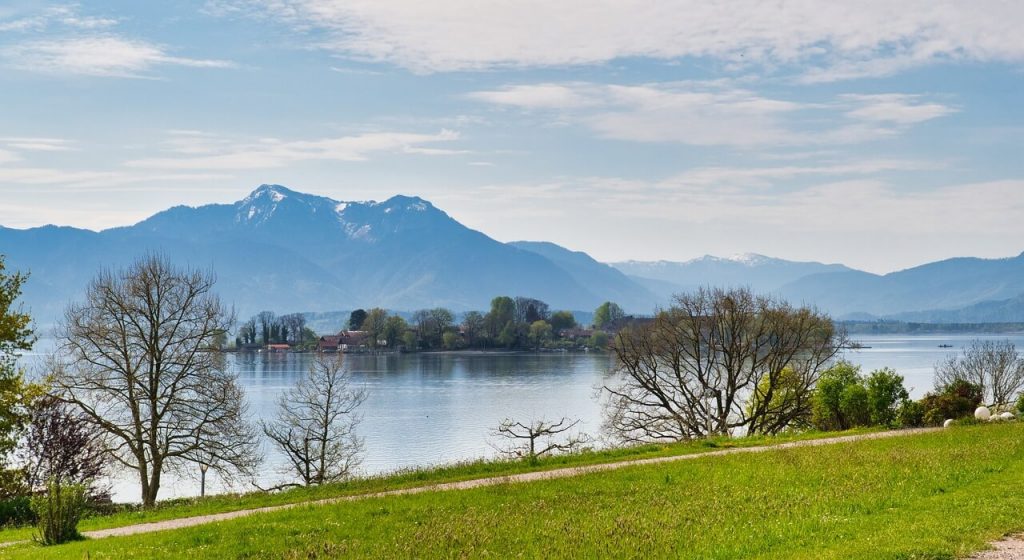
[21,332,1024,501]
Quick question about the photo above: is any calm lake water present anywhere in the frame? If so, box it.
[22,332,1024,501]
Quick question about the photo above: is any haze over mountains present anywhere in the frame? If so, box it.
[2,184,1023,327]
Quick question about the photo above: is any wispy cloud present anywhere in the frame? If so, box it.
[0,167,232,190]
[841,94,958,125]
[0,5,118,33]
[214,1,1024,78]
[0,149,21,164]
[126,129,462,170]
[0,136,76,152]
[468,82,955,147]
[2,35,235,78]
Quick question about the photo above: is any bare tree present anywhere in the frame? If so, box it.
[261,354,366,486]
[256,311,276,345]
[603,287,843,443]
[491,417,591,461]
[936,340,1024,407]
[238,319,258,346]
[54,255,260,507]
[279,313,307,345]
[513,297,549,325]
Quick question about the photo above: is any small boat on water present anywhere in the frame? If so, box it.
[938,344,954,348]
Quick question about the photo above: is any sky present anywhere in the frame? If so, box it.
[0,1,1022,274]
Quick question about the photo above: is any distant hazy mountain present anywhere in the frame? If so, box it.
[888,293,1024,323]
[1,185,658,327]
[780,253,1024,318]
[611,254,853,298]
[508,241,659,312]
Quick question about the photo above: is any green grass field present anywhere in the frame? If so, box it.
[0,428,875,545]
[4,423,1024,559]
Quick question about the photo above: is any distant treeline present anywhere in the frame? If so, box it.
[346,297,628,351]
[239,297,634,352]
[841,321,1024,334]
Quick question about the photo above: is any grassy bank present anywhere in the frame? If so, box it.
[0,428,876,545]
[5,423,1024,558]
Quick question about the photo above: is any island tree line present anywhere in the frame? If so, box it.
[236,297,628,353]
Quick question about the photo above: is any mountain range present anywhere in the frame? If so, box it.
[1,184,1022,328]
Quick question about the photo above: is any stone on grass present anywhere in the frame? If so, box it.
[975,406,991,421]
[943,419,955,428]
[999,411,1015,420]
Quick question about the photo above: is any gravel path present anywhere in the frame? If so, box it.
[969,536,1024,559]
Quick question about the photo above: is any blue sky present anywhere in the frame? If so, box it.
[1,1,1022,273]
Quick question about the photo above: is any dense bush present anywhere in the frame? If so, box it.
[31,480,87,545]
[897,399,925,428]
[920,379,984,426]
[1017,392,1024,416]
[813,364,913,430]
[811,362,865,431]
[0,495,34,527]
[865,368,911,428]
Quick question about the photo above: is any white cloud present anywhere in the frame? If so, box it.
[666,160,940,188]
[468,82,955,146]
[219,1,1024,78]
[0,137,76,152]
[0,149,21,164]
[841,94,958,124]
[0,5,118,33]
[467,84,597,109]
[3,35,234,78]
[126,129,462,170]
[0,167,231,190]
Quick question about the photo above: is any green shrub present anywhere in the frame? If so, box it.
[812,361,863,431]
[896,399,925,428]
[30,480,87,545]
[865,368,910,427]
[0,495,34,527]
[920,379,984,426]
[952,416,983,427]
[840,384,870,427]
[1016,393,1024,417]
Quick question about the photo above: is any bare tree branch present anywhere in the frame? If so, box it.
[936,340,1024,407]
[491,416,591,461]
[52,255,260,507]
[602,287,844,443]
[261,353,366,486]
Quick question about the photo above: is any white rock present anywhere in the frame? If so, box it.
[943,419,955,428]
[999,411,1015,420]
[975,406,991,421]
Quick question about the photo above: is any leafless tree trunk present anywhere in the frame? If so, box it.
[603,287,843,443]
[261,354,366,486]
[936,339,1024,407]
[491,417,590,461]
[54,255,260,507]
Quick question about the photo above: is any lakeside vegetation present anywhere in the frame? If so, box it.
[3,423,1023,558]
